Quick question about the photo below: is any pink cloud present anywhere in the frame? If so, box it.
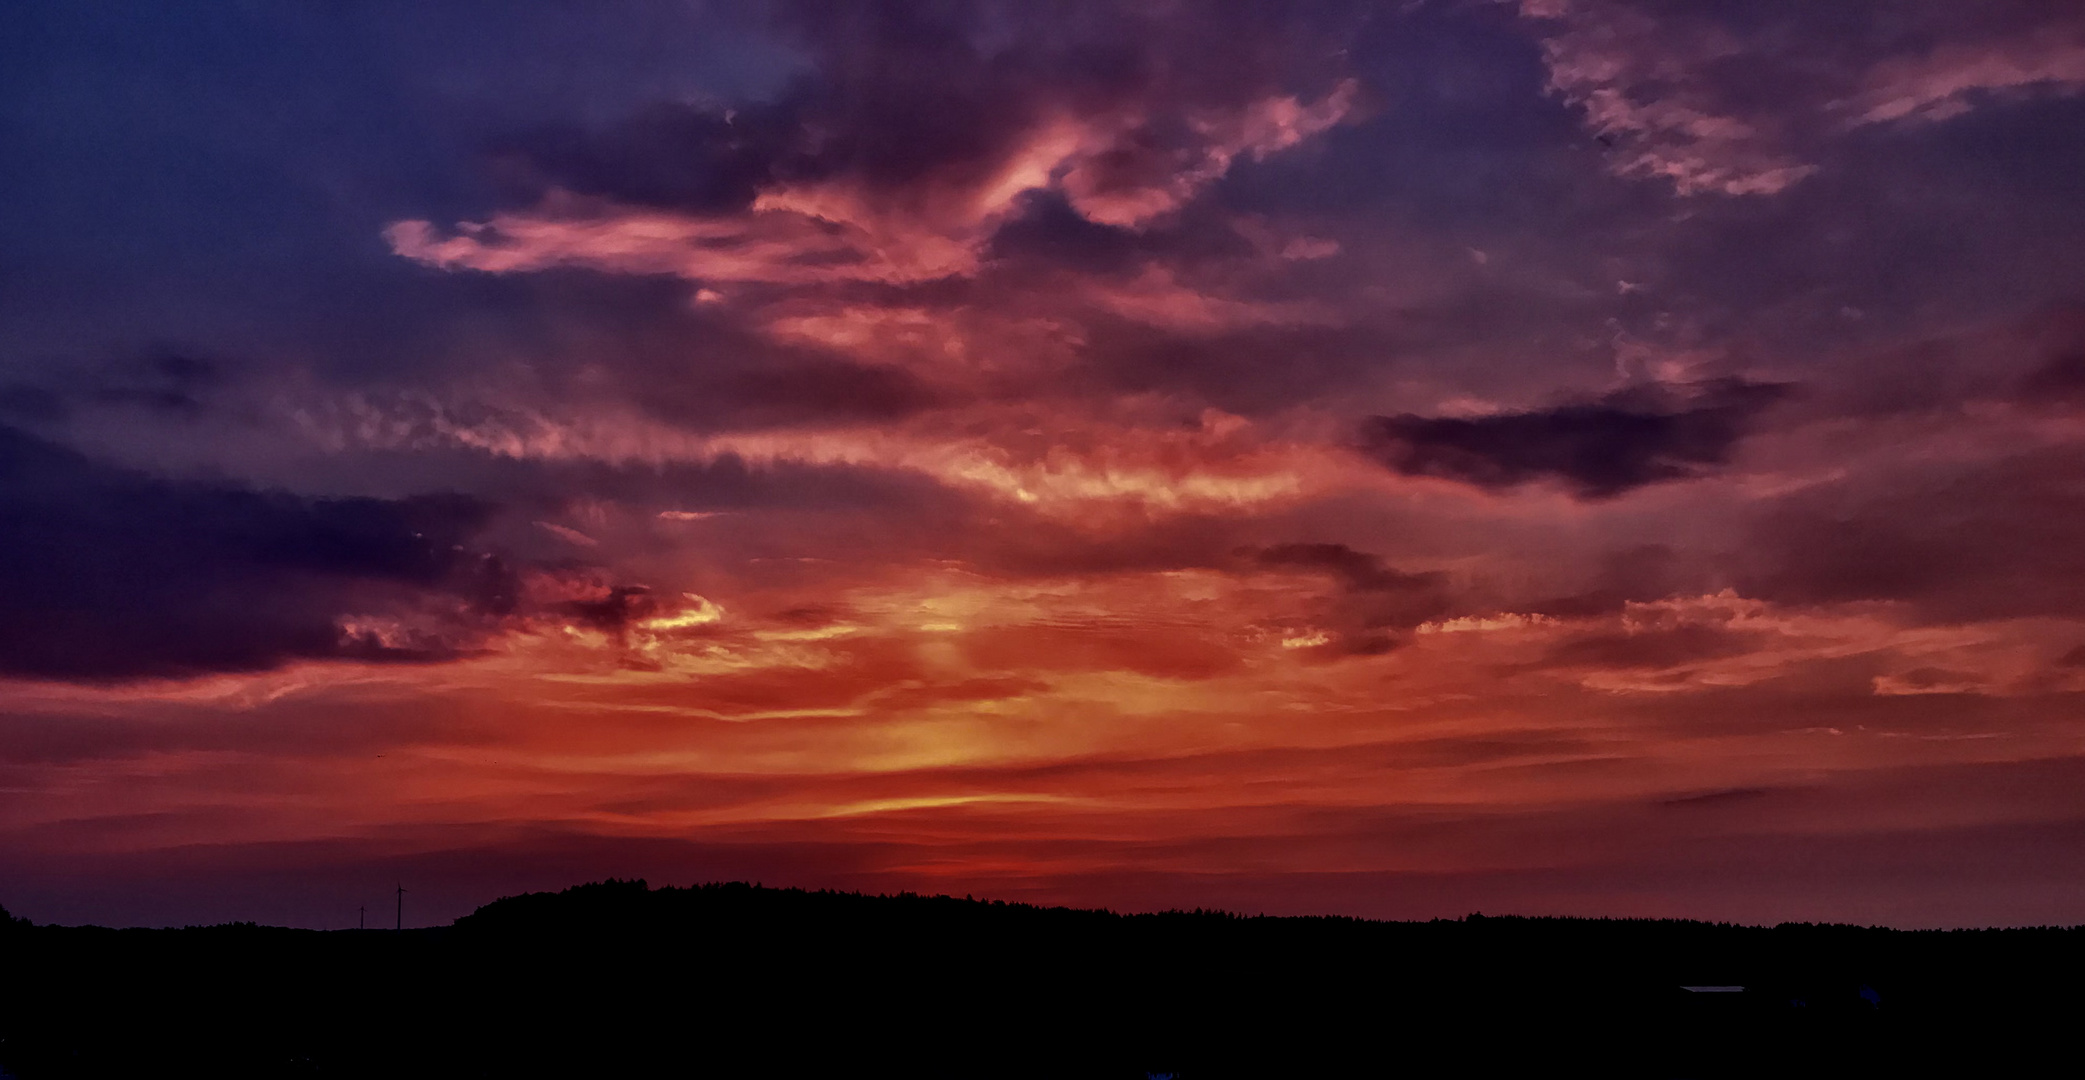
[1520,1,1816,197]
[385,192,983,286]
[1060,81,1360,228]
[1842,24,2085,126]
[1080,265,1341,334]
[388,84,1358,286]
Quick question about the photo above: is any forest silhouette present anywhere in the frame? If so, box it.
[2,880,2077,1077]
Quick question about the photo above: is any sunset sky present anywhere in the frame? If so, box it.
[6,0,2085,929]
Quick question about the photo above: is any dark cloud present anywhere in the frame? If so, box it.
[978,514,1245,579]
[488,6,1054,212]
[0,425,518,683]
[1538,625,1762,672]
[984,192,1146,273]
[2021,349,2085,403]
[491,102,783,214]
[1250,542,1452,656]
[1886,667,1981,694]
[0,350,228,426]
[1743,444,2085,622]
[310,269,950,435]
[1253,542,1442,594]
[89,352,225,414]
[498,283,946,433]
[1657,787,1775,810]
[558,585,657,634]
[773,604,845,627]
[962,623,1241,681]
[1079,321,1399,417]
[490,0,1358,225]
[718,358,943,425]
[1359,379,1794,499]
[775,0,1364,188]
[1778,306,2085,422]
[984,190,1264,279]
[763,2,1056,189]
[1526,545,1705,620]
[0,699,505,767]
[0,384,67,424]
[268,440,971,528]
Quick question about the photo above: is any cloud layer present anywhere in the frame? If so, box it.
[4,0,2085,929]
[1359,379,1792,498]
[0,426,513,681]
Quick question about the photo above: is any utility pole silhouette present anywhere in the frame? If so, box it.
[395,884,406,931]
[358,905,365,931]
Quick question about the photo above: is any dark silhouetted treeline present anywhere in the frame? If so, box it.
[2,882,2080,1077]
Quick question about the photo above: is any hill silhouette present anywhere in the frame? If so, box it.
[1,882,2079,1077]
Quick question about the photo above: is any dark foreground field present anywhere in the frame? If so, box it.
[2,881,2078,1078]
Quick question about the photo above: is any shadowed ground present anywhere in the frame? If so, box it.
[2,880,2078,1077]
